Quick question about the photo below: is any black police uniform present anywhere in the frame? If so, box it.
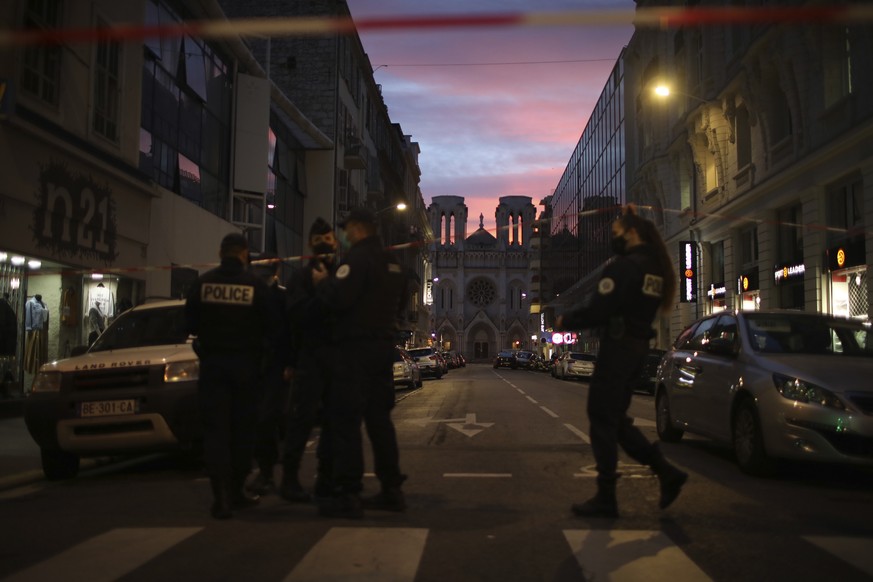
[185,255,277,516]
[560,243,668,485]
[251,276,293,490]
[280,257,337,500]
[315,233,406,512]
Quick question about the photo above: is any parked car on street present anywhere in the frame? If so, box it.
[24,300,201,480]
[554,351,597,380]
[407,347,445,379]
[393,347,422,390]
[493,350,518,369]
[441,350,460,369]
[655,310,873,475]
[514,350,535,369]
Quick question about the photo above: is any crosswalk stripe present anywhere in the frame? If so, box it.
[804,536,873,576]
[3,527,202,582]
[284,527,428,582]
[563,530,712,581]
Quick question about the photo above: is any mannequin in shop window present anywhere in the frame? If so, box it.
[88,300,106,346]
[24,294,48,374]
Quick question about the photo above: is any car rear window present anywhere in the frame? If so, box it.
[408,348,433,358]
[570,353,596,361]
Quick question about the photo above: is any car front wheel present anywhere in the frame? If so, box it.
[656,389,684,442]
[41,448,80,480]
[733,400,774,476]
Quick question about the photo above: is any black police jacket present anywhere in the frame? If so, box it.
[284,259,336,365]
[561,244,665,341]
[185,257,279,356]
[315,235,406,342]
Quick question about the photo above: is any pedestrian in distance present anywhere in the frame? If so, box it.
[555,204,688,518]
[311,207,408,519]
[278,218,339,503]
[247,253,293,496]
[185,232,279,519]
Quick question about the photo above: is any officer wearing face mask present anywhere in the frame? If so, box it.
[278,218,339,503]
[555,205,688,519]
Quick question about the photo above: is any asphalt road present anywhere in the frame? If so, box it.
[2,363,873,581]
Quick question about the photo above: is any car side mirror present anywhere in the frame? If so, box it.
[707,337,738,357]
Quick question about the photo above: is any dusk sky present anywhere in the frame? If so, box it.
[346,1,636,236]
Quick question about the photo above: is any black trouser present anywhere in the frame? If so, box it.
[198,353,261,487]
[283,344,333,483]
[253,363,290,474]
[329,338,402,494]
[587,336,658,484]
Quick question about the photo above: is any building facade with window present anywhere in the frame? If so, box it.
[626,0,873,344]
[0,0,332,397]
[427,196,536,362]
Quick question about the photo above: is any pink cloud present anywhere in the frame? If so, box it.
[347,1,635,234]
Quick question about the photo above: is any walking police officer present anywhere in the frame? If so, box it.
[556,205,687,518]
[185,233,278,519]
[312,207,408,518]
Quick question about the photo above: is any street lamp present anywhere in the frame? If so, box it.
[376,202,407,215]
[653,84,713,106]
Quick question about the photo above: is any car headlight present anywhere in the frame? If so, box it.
[31,371,61,393]
[164,360,199,383]
[773,373,846,410]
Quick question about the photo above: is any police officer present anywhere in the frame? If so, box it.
[279,218,338,503]
[247,253,293,496]
[556,205,688,518]
[185,233,278,519]
[311,207,407,518]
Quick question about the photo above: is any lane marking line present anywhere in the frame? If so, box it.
[525,395,539,405]
[540,406,559,418]
[564,423,591,443]
[563,530,712,581]
[4,528,202,582]
[285,527,428,582]
[443,473,512,478]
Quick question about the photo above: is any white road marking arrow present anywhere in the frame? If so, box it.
[406,413,494,438]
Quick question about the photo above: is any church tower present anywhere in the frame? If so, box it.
[495,196,536,249]
[427,195,468,250]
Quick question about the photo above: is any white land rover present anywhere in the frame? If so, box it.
[25,299,201,480]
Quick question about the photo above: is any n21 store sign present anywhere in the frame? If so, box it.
[32,161,118,263]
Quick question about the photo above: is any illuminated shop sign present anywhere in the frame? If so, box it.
[773,263,805,285]
[679,241,697,303]
[737,269,759,294]
[826,237,866,272]
[707,282,726,300]
[551,332,577,345]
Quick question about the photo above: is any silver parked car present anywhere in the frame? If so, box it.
[393,347,422,390]
[655,310,873,475]
[554,351,597,380]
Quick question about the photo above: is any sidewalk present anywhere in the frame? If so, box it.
[0,414,43,491]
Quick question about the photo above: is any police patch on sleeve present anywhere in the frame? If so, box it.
[336,264,351,279]
[598,277,615,295]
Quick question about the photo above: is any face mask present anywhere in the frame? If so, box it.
[611,234,628,256]
[312,242,335,263]
[337,229,351,251]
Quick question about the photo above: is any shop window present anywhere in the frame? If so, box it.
[777,204,803,263]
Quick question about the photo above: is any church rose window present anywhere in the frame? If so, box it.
[467,278,496,307]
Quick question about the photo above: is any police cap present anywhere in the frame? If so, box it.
[338,207,377,228]
[220,232,248,256]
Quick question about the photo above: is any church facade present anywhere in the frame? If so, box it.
[427,195,538,362]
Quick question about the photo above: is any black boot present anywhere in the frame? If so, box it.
[318,492,363,519]
[279,475,312,503]
[571,479,619,518]
[362,475,407,512]
[650,447,688,509]
[210,478,232,520]
[231,473,261,510]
